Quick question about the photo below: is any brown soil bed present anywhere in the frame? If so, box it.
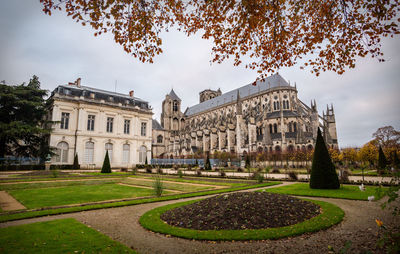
[161,192,320,230]
[18,171,75,177]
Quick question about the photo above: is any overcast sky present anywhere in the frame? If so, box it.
[1,1,399,148]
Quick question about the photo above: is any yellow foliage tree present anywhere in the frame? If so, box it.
[358,141,378,167]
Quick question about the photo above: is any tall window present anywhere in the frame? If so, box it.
[124,120,130,134]
[56,142,69,163]
[141,122,147,136]
[60,112,70,129]
[269,124,273,134]
[173,101,178,112]
[85,141,94,163]
[139,146,147,164]
[293,122,297,132]
[105,143,113,163]
[157,135,163,143]
[273,123,278,133]
[106,117,113,133]
[122,144,130,164]
[87,115,95,131]
[288,122,293,132]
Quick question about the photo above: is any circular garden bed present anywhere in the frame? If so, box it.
[140,192,344,241]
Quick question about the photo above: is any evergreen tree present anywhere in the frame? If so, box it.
[101,151,111,173]
[145,156,148,165]
[393,151,400,169]
[0,76,53,161]
[378,146,388,172]
[204,153,211,171]
[310,128,340,189]
[245,155,251,169]
[73,153,80,169]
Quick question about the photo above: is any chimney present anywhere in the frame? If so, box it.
[129,90,134,97]
[76,78,81,87]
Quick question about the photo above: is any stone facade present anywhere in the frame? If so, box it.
[152,74,338,158]
[47,78,153,168]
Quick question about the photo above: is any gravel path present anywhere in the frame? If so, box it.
[1,182,399,254]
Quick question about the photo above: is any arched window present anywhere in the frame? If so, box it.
[275,146,281,152]
[56,142,69,163]
[157,135,163,143]
[105,143,113,163]
[139,146,147,164]
[307,144,313,151]
[85,141,94,163]
[287,145,294,153]
[173,118,179,131]
[122,144,130,164]
[180,118,185,129]
[276,101,280,110]
[273,123,278,133]
[269,124,273,134]
[288,122,293,132]
[294,122,297,132]
[173,101,178,112]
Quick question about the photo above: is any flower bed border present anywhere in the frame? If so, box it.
[139,198,344,241]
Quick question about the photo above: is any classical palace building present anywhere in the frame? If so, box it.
[152,74,337,158]
[48,78,153,168]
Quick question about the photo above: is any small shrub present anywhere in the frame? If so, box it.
[265,166,272,174]
[220,169,226,177]
[187,165,192,171]
[257,167,263,173]
[146,167,152,173]
[173,164,179,170]
[288,171,298,180]
[157,167,163,174]
[51,169,59,178]
[153,175,164,197]
[340,170,350,183]
[196,169,202,176]
[132,167,137,175]
[257,173,264,183]
[177,169,183,178]
[272,168,280,173]
[237,167,244,172]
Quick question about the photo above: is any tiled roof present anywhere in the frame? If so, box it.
[185,73,290,116]
[266,111,299,118]
[169,89,181,101]
[52,84,150,110]
[152,119,163,130]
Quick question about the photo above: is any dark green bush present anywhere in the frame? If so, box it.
[73,154,80,169]
[310,128,340,189]
[101,151,111,173]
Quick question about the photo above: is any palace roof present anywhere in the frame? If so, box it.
[185,73,290,116]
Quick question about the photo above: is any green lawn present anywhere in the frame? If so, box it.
[0,179,119,191]
[122,178,216,192]
[9,183,165,209]
[0,218,135,253]
[263,183,386,200]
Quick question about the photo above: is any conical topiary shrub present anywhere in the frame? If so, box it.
[204,153,211,171]
[310,128,340,189]
[378,146,388,172]
[101,151,111,173]
[73,153,80,169]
